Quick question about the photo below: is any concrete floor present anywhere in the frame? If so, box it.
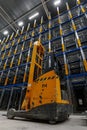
[0,111,86,130]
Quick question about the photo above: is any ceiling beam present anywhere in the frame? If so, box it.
[0,13,17,32]
[0,6,20,30]
[0,0,50,33]
[41,0,49,17]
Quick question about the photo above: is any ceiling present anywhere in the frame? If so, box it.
[0,0,85,40]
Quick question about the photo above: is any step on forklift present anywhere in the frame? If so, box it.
[7,41,71,124]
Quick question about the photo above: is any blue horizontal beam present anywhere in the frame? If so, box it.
[55,45,87,57]
[72,81,86,85]
[66,72,87,79]
[0,82,27,89]
[0,48,30,62]
[0,62,30,73]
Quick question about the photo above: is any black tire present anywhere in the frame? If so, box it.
[49,120,57,124]
[7,108,15,119]
[66,114,70,120]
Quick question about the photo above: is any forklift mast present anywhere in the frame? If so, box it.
[22,41,45,110]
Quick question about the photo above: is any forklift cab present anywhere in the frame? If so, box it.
[43,52,63,78]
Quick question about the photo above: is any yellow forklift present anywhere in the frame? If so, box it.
[7,41,71,123]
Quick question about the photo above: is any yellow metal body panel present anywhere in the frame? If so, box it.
[30,70,69,110]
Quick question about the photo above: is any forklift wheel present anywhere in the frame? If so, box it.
[7,108,15,119]
[49,120,57,124]
[66,114,70,120]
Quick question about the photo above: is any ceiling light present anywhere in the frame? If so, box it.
[54,0,61,6]
[0,39,1,42]
[29,12,39,20]
[3,30,8,35]
[18,21,24,27]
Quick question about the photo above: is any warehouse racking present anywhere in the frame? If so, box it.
[0,0,87,112]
